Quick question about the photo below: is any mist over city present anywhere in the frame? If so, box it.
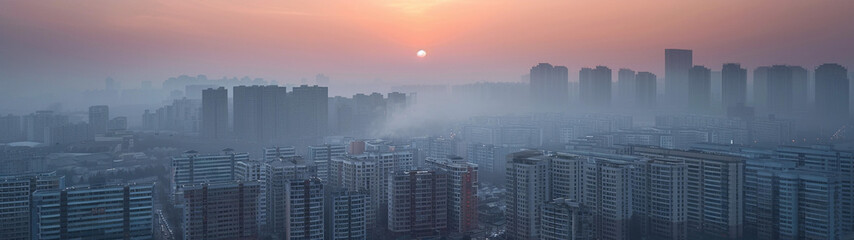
[2,1,854,240]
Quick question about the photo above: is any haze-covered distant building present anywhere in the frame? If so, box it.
[665,49,693,108]
[289,85,329,142]
[202,87,228,139]
[580,66,612,108]
[635,71,657,108]
[530,63,569,111]
[722,63,747,110]
[688,65,711,110]
[233,85,288,143]
[815,63,849,125]
[88,105,109,136]
[617,68,636,107]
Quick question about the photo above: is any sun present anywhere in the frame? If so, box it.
[417,49,427,58]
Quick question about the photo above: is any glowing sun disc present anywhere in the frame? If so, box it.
[417,49,427,57]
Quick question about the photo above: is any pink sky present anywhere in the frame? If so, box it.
[1,0,853,91]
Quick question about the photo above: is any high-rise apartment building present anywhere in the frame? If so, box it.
[202,87,229,139]
[181,181,260,240]
[548,153,583,201]
[324,188,368,240]
[171,150,248,192]
[631,147,744,239]
[632,158,687,240]
[263,146,297,161]
[329,151,415,233]
[265,157,312,235]
[307,144,346,181]
[0,172,64,240]
[540,198,594,240]
[581,155,634,240]
[32,183,153,240]
[387,170,449,238]
[755,169,853,240]
[284,178,324,240]
[425,156,478,234]
[504,150,551,239]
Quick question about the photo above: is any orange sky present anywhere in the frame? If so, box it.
[1,0,853,91]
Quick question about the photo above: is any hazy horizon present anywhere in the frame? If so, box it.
[3,0,854,95]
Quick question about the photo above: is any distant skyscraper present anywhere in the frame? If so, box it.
[721,63,747,109]
[764,65,795,115]
[665,49,693,107]
[32,183,153,240]
[233,85,288,143]
[815,63,850,124]
[23,111,68,143]
[688,65,711,110]
[635,72,657,108]
[289,85,329,141]
[0,172,64,240]
[387,169,449,238]
[181,181,260,240]
[202,87,228,139]
[579,66,612,107]
[790,66,809,110]
[504,150,551,239]
[753,66,769,109]
[0,114,23,142]
[617,68,636,107]
[88,105,109,135]
[530,63,569,111]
